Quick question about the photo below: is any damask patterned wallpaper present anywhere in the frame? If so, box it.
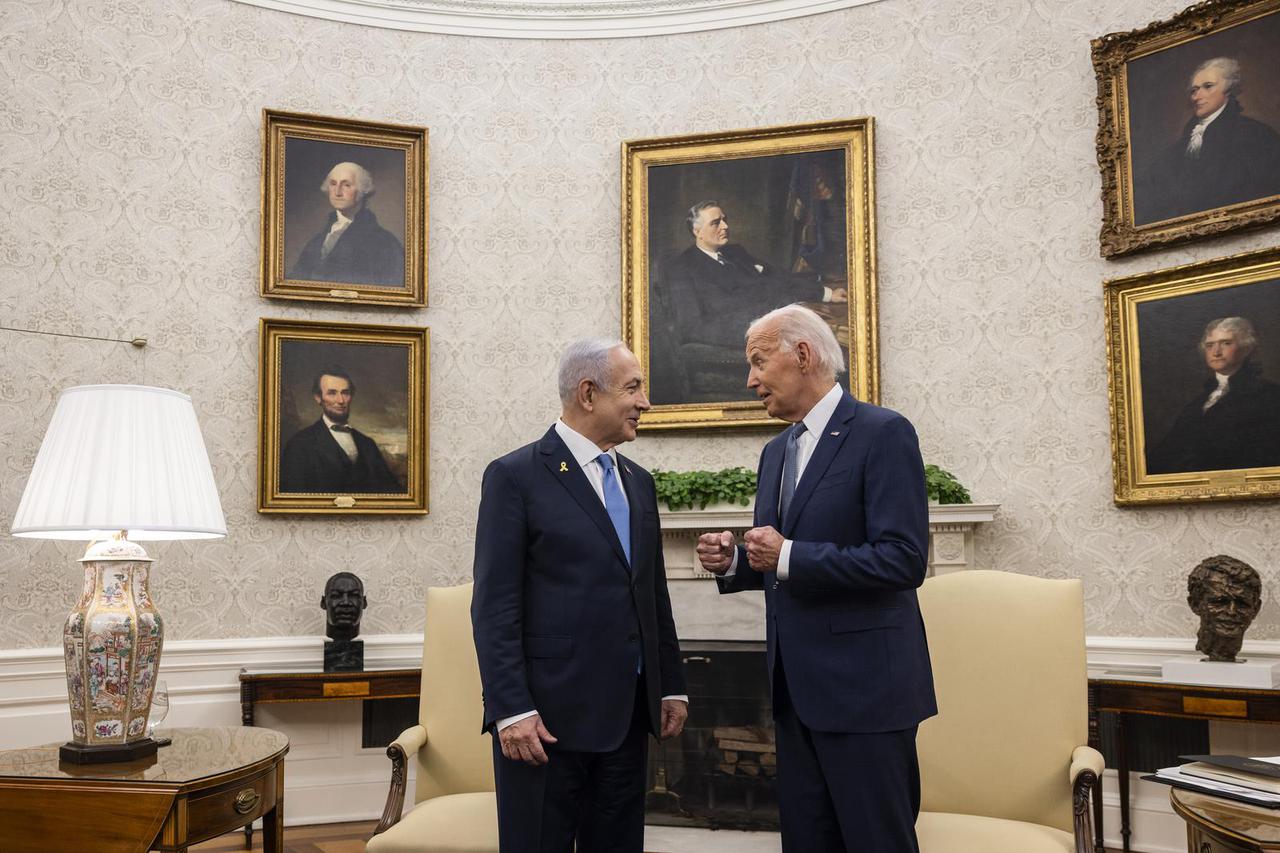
[2,0,1278,649]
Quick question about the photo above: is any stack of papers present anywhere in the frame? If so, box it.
[1153,756,1280,808]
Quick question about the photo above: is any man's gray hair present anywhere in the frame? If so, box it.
[558,338,627,406]
[686,200,721,233]
[1202,316,1258,353]
[746,304,846,380]
[320,162,375,197]
[1193,57,1242,96]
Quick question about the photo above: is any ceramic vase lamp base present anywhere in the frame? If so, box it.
[60,536,165,765]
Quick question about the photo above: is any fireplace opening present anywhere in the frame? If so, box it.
[645,640,779,831]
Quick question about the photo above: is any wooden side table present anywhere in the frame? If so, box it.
[1170,787,1280,852]
[0,726,289,853]
[238,666,419,845]
[1090,677,1280,853]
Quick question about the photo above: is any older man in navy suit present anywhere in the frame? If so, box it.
[472,339,688,853]
[697,304,936,853]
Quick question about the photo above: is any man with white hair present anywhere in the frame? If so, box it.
[290,161,405,285]
[1138,56,1280,224]
[697,304,935,853]
[1147,316,1280,474]
[472,338,687,853]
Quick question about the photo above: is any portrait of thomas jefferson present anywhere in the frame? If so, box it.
[1133,55,1280,225]
[1146,316,1280,474]
[288,161,405,286]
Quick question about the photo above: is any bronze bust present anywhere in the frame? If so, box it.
[1187,555,1262,663]
[321,572,367,671]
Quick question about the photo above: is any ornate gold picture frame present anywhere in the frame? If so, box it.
[1106,246,1280,505]
[258,318,429,514]
[1093,0,1280,257]
[622,119,879,430]
[260,109,428,306]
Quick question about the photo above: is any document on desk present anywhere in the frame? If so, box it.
[1153,765,1280,807]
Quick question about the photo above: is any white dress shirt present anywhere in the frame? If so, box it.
[321,210,354,258]
[1185,102,1227,158]
[497,421,687,732]
[724,383,844,581]
[322,414,358,461]
[1203,372,1232,411]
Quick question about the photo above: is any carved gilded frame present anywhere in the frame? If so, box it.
[1106,246,1280,505]
[622,119,879,430]
[1092,0,1280,257]
[258,318,429,515]
[260,109,428,306]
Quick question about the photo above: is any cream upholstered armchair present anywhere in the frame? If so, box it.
[366,583,498,853]
[915,570,1104,853]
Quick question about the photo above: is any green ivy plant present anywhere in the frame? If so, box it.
[924,464,971,504]
[652,464,972,509]
[652,467,757,511]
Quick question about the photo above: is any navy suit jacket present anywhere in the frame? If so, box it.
[719,393,937,733]
[290,207,405,286]
[471,427,686,753]
[279,419,402,494]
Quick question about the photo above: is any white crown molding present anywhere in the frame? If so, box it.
[227,0,886,39]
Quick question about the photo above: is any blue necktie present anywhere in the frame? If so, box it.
[597,453,631,565]
[779,422,807,522]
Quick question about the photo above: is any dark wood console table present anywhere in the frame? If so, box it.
[238,666,421,726]
[1089,675,1280,853]
[238,666,419,845]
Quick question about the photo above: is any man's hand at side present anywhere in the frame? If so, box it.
[499,714,558,766]
[696,531,735,574]
[660,699,688,740]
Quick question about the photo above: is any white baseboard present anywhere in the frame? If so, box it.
[4,632,1269,842]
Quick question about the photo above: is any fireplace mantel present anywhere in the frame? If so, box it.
[659,502,1000,581]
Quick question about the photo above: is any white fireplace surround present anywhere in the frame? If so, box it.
[658,501,1001,580]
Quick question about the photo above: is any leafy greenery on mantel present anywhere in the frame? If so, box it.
[653,464,972,511]
[924,464,971,505]
[652,468,756,511]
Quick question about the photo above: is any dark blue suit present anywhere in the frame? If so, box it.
[720,392,936,851]
[472,426,685,853]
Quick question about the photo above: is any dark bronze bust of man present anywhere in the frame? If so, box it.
[321,571,368,671]
[1187,555,1262,663]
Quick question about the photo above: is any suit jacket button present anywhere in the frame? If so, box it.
[628,633,639,642]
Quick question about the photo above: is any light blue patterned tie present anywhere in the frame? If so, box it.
[597,453,631,566]
[779,422,807,523]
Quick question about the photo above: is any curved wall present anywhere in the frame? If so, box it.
[1,0,1277,648]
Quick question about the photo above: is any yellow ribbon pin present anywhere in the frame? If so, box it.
[559,461,569,472]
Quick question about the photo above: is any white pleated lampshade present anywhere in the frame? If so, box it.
[11,385,227,541]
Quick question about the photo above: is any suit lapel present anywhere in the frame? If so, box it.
[757,438,785,529]
[782,394,858,535]
[538,429,630,571]
[315,421,354,470]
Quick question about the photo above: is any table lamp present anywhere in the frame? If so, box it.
[10,385,226,763]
